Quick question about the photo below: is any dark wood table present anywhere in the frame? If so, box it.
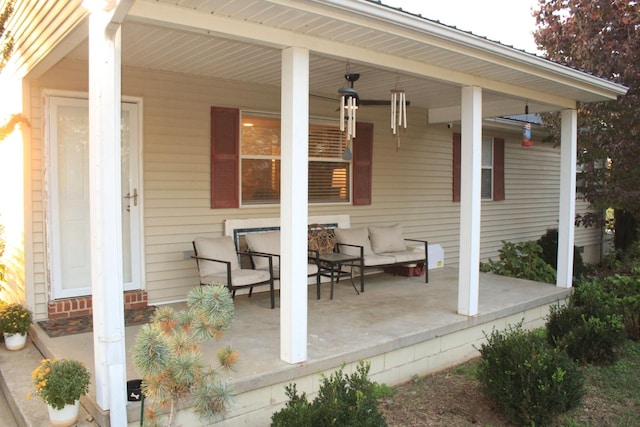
[317,252,364,299]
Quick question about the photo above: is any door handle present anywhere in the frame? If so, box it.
[124,188,138,206]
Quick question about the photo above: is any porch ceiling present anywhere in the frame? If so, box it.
[59,0,627,122]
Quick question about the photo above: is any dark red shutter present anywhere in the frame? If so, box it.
[493,137,505,201]
[453,133,461,202]
[210,107,239,208]
[352,122,373,206]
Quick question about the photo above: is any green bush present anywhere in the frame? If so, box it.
[271,361,387,427]
[537,228,585,279]
[480,240,557,283]
[594,271,640,340]
[546,282,627,365]
[477,323,584,426]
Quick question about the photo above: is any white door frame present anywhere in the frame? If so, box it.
[46,93,144,299]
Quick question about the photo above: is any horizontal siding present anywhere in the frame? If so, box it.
[30,59,599,306]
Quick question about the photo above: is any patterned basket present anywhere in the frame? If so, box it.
[308,223,337,255]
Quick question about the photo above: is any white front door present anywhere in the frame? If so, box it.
[48,96,142,299]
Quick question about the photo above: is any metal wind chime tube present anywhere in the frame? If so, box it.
[339,94,357,140]
[391,88,407,149]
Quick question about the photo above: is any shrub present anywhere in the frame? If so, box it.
[271,361,387,427]
[480,240,557,283]
[477,323,584,426]
[598,271,640,340]
[546,282,626,365]
[537,228,585,279]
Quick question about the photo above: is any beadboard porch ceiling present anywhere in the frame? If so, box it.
[56,0,626,124]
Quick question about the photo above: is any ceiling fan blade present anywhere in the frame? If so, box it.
[359,99,411,106]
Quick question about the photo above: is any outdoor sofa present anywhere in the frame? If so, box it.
[333,224,429,283]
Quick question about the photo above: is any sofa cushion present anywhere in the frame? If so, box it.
[384,250,425,264]
[194,236,240,278]
[334,227,374,256]
[245,231,280,270]
[368,224,406,253]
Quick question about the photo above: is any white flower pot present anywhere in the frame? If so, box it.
[3,332,27,351]
[47,400,80,427]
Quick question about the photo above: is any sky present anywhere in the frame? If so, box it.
[382,0,541,54]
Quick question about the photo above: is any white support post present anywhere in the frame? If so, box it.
[458,86,482,316]
[88,2,130,425]
[280,46,309,363]
[557,109,577,288]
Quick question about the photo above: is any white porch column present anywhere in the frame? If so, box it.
[458,86,482,316]
[88,1,132,424]
[280,46,309,363]
[557,109,578,288]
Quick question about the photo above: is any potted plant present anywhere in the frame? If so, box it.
[0,302,33,350]
[30,358,91,427]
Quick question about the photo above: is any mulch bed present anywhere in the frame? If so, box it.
[37,306,157,338]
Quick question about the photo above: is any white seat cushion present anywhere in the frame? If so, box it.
[245,231,280,270]
[202,269,271,287]
[368,224,406,253]
[194,236,240,279]
[362,254,396,266]
[334,227,374,256]
[382,250,424,263]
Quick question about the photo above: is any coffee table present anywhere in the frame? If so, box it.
[317,252,364,299]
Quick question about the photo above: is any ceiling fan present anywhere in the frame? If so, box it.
[337,73,410,107]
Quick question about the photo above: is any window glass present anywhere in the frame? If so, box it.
[241,113,350,205]
[482,136,493,199]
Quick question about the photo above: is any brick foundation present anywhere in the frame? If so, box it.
[47,290,148,319]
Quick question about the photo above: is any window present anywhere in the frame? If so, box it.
[240,113,351,205]
[481,136,494,199]
[210,107,372,208]
[453,133,504,202]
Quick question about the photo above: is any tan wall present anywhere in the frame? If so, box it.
[28,58,601,312]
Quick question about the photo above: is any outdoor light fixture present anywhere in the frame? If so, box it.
[521,103,533,147]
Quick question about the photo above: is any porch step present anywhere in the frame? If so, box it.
[0,337,96,426]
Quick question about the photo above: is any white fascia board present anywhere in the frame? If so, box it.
[301,0,628,99]
[128,1,587,109]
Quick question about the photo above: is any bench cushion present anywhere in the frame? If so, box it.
[245,231,280,270]
[368,224,406,253]
[334,227,374,256]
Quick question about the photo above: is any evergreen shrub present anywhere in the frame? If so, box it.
[547,282,627,364]
[537,228,585,279]
[271,361,387,427]
[477,323,583,426]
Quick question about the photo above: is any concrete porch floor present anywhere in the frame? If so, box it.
[1,268,572,426]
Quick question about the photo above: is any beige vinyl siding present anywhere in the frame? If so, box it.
[29,58,599,309]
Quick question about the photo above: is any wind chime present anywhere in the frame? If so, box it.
[521,103,533,147]
[338,72,359,160]
[390,87,407,149]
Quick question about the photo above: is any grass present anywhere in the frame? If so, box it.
[557,339,640,426]
[380,339,640,427]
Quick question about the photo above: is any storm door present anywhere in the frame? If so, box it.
[47,96,142,298]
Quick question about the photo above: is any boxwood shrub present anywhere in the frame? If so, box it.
[271,361,387,427]
[477,323,584,426]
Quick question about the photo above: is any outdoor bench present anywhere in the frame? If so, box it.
[334,224,430,283]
